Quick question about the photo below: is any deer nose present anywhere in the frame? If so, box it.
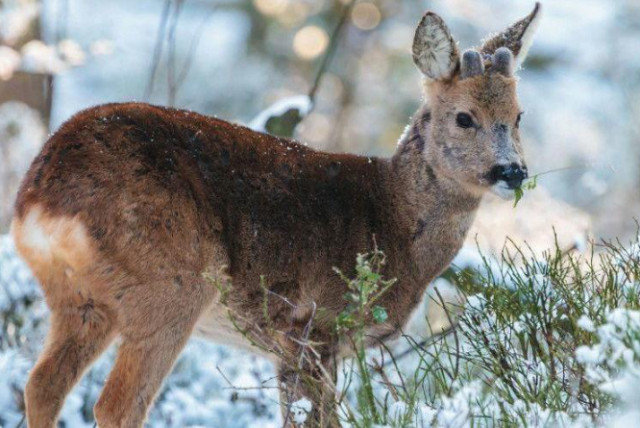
[489,163,528,188]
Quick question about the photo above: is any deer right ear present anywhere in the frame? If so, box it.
[412,12,459,81]
[481,3,542,69]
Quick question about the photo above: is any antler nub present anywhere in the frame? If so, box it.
[460,50,484,79]
[492,47,514,77]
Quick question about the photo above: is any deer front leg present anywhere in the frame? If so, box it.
[278,355,340,428]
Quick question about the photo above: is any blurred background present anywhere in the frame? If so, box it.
[0,1,639,426]
[0,0,638,240]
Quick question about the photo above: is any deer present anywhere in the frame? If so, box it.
[11,3,541,427]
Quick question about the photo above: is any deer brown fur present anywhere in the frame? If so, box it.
[11,4,541,427]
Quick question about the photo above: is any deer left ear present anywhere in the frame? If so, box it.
[481,2,542,69]
[412,12,459,81]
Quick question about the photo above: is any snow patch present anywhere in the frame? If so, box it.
[249,95,312,133]
[577,314,595,332]
[290,397,312,425]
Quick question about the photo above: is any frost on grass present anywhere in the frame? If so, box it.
[575,308,640,426]
[337,233,640,427]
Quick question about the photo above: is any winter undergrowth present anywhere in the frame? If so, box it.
[1,232,640,427]
[337,232,640,427]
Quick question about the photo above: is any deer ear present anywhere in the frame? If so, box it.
[481,2,542,68]
[412,12,459,80]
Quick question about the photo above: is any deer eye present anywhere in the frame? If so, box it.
[516,111,524,128]
[456,113,474,129]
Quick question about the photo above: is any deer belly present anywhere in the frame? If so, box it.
[193,303,273,359]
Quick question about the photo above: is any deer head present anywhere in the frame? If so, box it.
[411,3,541,199]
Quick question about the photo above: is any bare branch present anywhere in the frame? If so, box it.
[144,0,172,101]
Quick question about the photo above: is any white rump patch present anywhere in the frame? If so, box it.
[412,13,459,80]
[19,208,52,255]
[12,205,94,271]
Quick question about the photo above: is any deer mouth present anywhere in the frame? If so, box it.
[490,181,516,200]
[484,163,527,200]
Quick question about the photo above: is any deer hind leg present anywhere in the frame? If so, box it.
[92,326,190,427]
[93,274,215,428]
[11,209,118,427]
[25,301,116,428]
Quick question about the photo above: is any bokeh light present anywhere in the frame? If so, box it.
[253,0,288,17]
[351,2,381,31]
[293,25,328,60]
[278,2,310,27]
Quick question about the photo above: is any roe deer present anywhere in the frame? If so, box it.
[11,4,541,427]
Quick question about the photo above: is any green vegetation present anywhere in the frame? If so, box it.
[334,234,640,427]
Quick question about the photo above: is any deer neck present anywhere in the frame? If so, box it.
[387,110,482,276]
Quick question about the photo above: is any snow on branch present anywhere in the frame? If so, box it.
[248,95,313,137]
